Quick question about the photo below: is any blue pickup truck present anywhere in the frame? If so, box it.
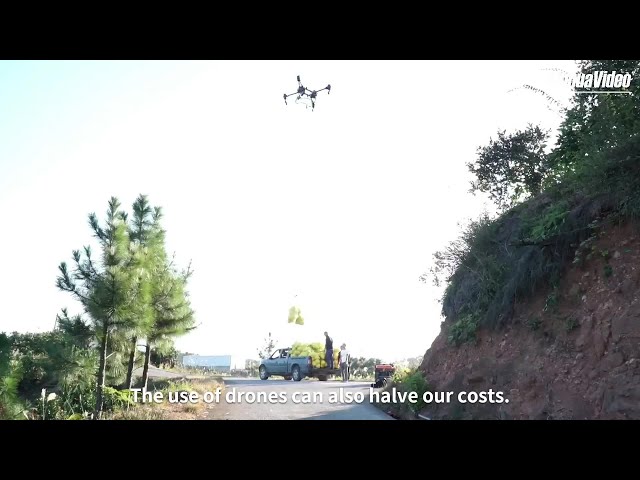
[259,347,338,382]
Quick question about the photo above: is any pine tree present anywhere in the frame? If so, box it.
[140,207,196,389]
[56,197,143,419]
[124,195,156,389]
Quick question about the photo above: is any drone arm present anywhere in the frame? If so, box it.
[284,91,300,105]
[305,85,331,95]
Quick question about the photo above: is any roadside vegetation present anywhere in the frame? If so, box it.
[371,367,430,419]
[103,377,224,420]
[0,195,197,420]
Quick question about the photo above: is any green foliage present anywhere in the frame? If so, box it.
[526,200,570,243]
[0,357,26,420]
[57,196,143,417]
[1,195,196,419]
[391,368,429,414]
[4,324,98,419]
[150,343,178,368]
[56,195,197,417]
[467,124,551,210]
[141,205,196,388]
[447,314,479,346]
[123,194,158,388]
[549,60,640,175]
[604,264,613,278]
[428,192,606,330]
[424,211,504,292]
[102,386,134,411]
[392,366,411,383]
[0,332,13,381]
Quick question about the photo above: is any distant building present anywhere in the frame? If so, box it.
[180,354,238,372]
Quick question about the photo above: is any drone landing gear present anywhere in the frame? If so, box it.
[295,95,315,110]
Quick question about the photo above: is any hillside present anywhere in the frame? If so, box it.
[419,219,640,419]
[413,60,640,420]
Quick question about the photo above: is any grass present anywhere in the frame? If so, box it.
[103,376,225,420]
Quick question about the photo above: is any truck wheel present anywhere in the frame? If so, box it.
[292,366,302,381]
[259,366,268,380]
[318,375,328,381]
[283,376,292,381]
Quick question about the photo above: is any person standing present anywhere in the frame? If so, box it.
[339,344,350,382]
[324,331,334,369]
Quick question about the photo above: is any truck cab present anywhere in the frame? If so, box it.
[258,348,311,381]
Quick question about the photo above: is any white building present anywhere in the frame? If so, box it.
[179,354,243,372]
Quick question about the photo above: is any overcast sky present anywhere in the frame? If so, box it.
[0,60,579,364]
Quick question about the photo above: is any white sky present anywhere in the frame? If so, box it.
[0,60,579,364]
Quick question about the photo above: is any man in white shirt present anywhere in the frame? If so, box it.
[339,343,350,382]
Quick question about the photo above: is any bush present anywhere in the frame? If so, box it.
[389,368,429,415]
[447,314,479,346]
[0,360,27,420]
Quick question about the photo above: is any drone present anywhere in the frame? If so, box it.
[283,75,331,111]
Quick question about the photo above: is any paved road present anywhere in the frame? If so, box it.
[207,378,394,420]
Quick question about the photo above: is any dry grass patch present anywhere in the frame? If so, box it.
[103,376,224,420]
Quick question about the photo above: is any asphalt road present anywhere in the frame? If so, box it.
[206,378,394,420]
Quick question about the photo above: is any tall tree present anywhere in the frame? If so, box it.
[124,195,156,389]
[140,207,196,389]
[467,124,550,210]
[548,60,640,176]
[56,197,142,419]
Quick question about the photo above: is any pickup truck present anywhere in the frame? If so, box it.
[259,347,339,382]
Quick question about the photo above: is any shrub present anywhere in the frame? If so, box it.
[447,314,479,346]
[391,368,429,414]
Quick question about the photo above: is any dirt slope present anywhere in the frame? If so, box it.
[419,222,640,419]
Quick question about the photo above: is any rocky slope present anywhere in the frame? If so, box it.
[418,221,640,419]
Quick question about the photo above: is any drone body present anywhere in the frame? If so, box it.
[283,75,331,111]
